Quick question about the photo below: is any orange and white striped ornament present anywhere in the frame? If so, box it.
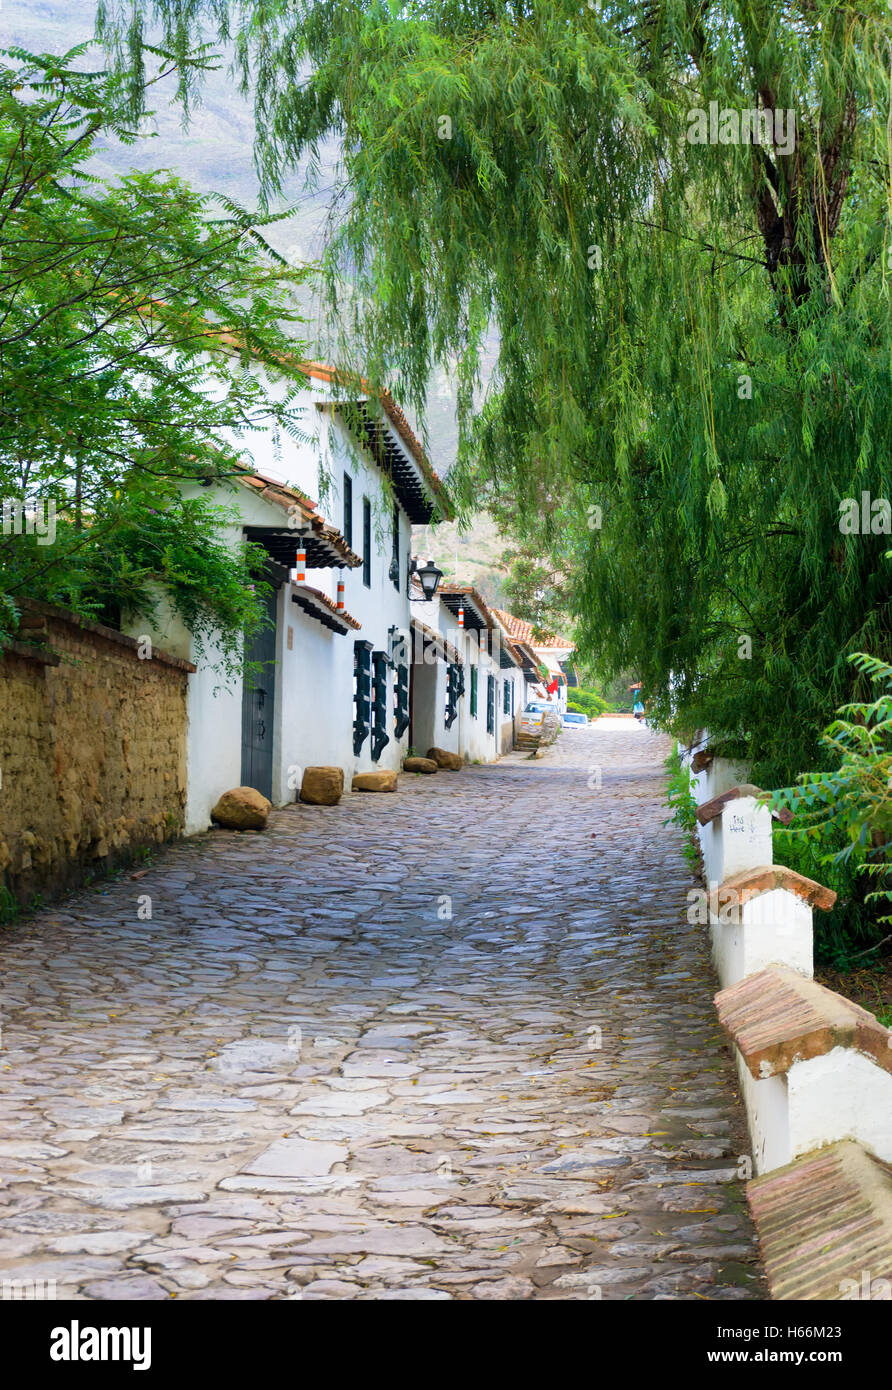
[336,579,345,611]
[458,602,465,629]
[296,545,306,583]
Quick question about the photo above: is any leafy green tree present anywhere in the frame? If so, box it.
[99,2,892,779]
[0,44,312,673]
[500,551,570,638]
[767,653,892,964]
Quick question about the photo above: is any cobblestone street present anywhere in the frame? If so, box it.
[0,722,764,1300]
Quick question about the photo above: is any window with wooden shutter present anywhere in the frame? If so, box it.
[445,662,464,729]
[353,640,373,753]
[343,472,353,550]
[362,498,371,588]
[390,504,400,590]
[371,651,390,760]
[394,660,410,739]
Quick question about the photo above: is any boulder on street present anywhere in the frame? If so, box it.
[211,787,271,830]
[404,757,438,774]
[427,747,463,771]
[352,770,398,793]
[300,767,344,805]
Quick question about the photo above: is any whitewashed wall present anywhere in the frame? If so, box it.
[711,886,814,989]
[499,667,525,753]
[460,633,501,764]
[687,742,892,1177]
[409,596,504,764]
[126,385,418,828]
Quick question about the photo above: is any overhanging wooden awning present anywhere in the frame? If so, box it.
[438,586,491,633]
[410,617,463,665]
[239,473,361,570]
[498,639,523,670]
[331,402,443,524]
[244,525,354,570]
[291,584,361,635]
[513,640,541,675]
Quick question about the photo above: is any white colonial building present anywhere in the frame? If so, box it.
[125,363,451,832]
[491,608,576,712]
[408,583,529,761]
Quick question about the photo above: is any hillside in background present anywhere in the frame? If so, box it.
[413,514,512,610]
[4,3,517,600]
[2,0,472,481]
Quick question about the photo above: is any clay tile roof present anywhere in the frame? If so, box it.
[491,607,533,644]
[719,865,837,911]
[291,583,362,633]
[237,472,361,568]
[747,1140,892,1300]
[715,966,891,1079]
[491,607,574,652]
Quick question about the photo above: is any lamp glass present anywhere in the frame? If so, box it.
[416,559,443,600]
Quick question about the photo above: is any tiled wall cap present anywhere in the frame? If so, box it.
[695,784,793,826]
[720,864,837,911]
[747,1140,892,1300]
[715,966,891,1079]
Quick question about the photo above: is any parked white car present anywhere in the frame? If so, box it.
[562,711,588,729]
[519,700,550,735]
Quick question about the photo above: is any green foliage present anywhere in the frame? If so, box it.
[767,654,892,962]
[0,882,19,926]
[568,686,611,717]
[3,494,274,676]
[499,546,571,639]
[0,45,312,673]
[96,0,892,788]
[771,819,877,970]
[664,747,700,873]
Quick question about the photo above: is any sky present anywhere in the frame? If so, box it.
[2,0,470,476]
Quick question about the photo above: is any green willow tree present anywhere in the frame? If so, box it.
[99,1,892,781]
[0,45,312,673]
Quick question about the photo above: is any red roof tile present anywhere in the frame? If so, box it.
[291,582,362,632]
[238,472,361,568]
[491,607,574,651]
[298,361,451,519]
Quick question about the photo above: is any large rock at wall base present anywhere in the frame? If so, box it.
[404,756,438,774]
[300,766,344,805]
[427,747,463,771]
[352,770,398,793]
[211,787,272,830]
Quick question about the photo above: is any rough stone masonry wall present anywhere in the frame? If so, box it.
[0,600,193,906]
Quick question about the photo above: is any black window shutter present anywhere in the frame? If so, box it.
[343,473,353,550]
[391,504,400,590]
[371,651,391,761]
[362,498,371,588]
[353,640,373,753]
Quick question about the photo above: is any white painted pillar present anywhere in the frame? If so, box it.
[697,785,774,888]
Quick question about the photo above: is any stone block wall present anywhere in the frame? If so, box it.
[0,599,194,905]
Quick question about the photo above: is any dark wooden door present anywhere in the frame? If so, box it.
[240,586,278,799]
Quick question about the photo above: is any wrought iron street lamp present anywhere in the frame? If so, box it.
[410,556,444,601]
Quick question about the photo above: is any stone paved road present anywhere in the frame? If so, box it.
[0,721,764,1300]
